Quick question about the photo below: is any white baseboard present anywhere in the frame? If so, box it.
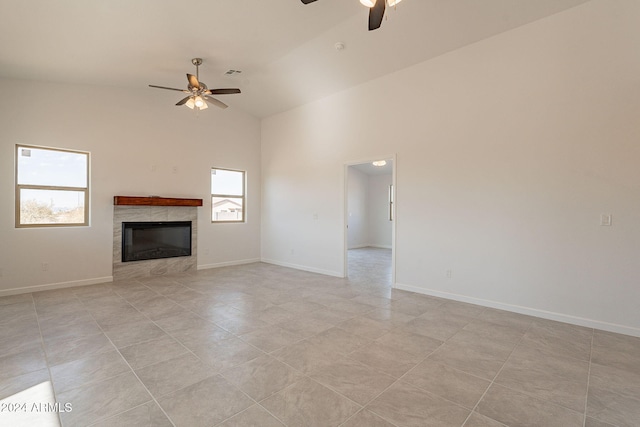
[348,245,392,250]
[0,276,114,297]
[347,244,369,250]
[197,258,261,270]
[394,282,640,338]
[261,258,343,278]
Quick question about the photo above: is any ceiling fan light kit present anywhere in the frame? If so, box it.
[149,58,241,112]
[186,96,208,110]
[304,0,403,31]
[359,0,402,7]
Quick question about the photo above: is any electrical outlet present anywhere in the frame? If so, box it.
[446,269,452,279]
[290,249,295,255]
[41,263,49,271]
[0,267,3,277]
[172,166,178,174]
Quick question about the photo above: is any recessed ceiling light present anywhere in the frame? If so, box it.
[372,160,387,167]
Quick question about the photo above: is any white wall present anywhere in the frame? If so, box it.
[261,0,640,335]
[348,169,392,249]
[367,173,392,249]
[347,167,368,249]
[0,79,261,294]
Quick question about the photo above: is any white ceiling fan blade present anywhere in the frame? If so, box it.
[204,96,228,109]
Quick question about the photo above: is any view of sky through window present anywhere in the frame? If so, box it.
[211,169,243,195]
[16,145,89,225]
[18,147,87,187]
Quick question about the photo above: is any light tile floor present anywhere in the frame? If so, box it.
[0,247,639,426]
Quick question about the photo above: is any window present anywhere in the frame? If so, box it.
[211,168,245,222]
[15,145,89,227]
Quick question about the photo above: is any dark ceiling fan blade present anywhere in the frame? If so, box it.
[204,96,228,109]
[149,85,188,92]
[301,0,318,4]
[175,96,192,106]
[187,73,201,89]
[207,88,241,95]
[368,0,386,31]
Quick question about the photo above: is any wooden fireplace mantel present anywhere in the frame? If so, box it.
[114,196,203,207]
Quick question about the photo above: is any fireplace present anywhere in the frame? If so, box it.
[113,197,201,279]
[122,221,192,262]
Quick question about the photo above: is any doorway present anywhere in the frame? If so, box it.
[344,157,395,288]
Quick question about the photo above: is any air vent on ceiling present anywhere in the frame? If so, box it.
[225,70,242,75]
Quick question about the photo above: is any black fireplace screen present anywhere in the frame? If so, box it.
[122,221,192,262]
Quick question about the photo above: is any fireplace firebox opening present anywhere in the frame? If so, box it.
[122,221,192,262]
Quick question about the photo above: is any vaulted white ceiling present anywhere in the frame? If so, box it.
[0,0,590,118]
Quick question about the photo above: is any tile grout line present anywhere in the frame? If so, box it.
[214,369,288,427]
[111,278,285,426]
[32,292,65,427]
[582,328,595,427]
[337,408,402,427]
[168,274,365,427]
[73,284,179,427]
[213,305,406,427]
[74,279,204,426]
[84,400,158,427]
[333,304,493,425]
[458,319,535,427]
[138,277,353,361]
[340,309,479,427]
[247,348,367,425]
[166,275,298,417]
[467,325,596,423]
[457,319,597,425]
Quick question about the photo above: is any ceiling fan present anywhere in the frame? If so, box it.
[301,0,402,31]
[149,58,241,110]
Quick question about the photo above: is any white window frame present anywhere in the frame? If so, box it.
[211,167,246,223]
[15,144,90,228]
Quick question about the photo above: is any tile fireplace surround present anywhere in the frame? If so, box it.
[113,197,201,280]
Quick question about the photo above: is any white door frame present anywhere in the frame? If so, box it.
[343,154,397,286]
